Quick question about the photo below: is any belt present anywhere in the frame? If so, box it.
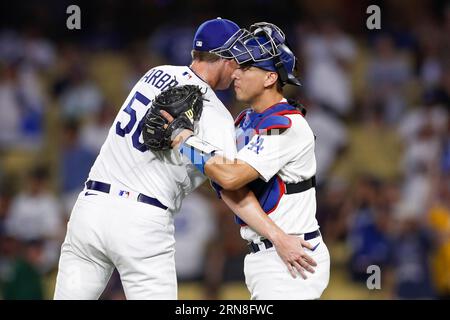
[285,176,316,194]
[85,180,168,210]
[248,229,321,254]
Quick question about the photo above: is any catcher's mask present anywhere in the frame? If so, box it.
[211,22,301,87]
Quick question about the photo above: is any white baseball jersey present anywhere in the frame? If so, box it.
[87,65,237,213]
[55,66,238,300]
[236,100,320,243]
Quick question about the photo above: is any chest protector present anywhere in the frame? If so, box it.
[234,102,306,225]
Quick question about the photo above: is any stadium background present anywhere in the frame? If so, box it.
[0,0,449,300]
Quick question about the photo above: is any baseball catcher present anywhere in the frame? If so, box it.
[143,84,205,151]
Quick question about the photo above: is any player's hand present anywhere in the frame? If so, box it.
[272,233,317,279]
[160,110,194,147]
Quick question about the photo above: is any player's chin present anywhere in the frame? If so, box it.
[217,81,232,91]
[234,87,245,101]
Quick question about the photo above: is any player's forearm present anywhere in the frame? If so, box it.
[220,187,287,244]
[177,135,259,189]
[205,156,258,190]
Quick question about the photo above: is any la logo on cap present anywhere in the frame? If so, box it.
[196,40,203,47]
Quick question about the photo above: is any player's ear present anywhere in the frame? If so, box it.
[264,71,279,88]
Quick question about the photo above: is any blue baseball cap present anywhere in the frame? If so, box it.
[193,18,240,52]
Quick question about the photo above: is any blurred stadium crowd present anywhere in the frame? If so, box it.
[0,0,449,299]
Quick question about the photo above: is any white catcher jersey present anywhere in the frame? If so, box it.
[236,100,320,243]
[88,65,237,213]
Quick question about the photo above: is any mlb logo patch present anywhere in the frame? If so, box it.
[182,71,192,80]
[195,40,203,47]
[119,190,130,198]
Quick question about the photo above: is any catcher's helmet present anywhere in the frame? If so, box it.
[212,22,301,86]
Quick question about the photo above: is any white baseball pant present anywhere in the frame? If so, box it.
[244,234,330,300]
[54,190,176,300]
